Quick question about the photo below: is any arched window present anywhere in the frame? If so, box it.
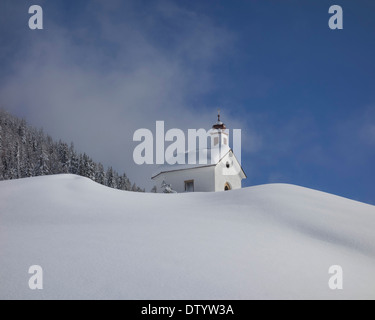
[224,182,231,191]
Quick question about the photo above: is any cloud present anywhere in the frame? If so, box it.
[0,0,251,190]
[359,107,375,146]
[362,124,375,144]
[267,172,290,184]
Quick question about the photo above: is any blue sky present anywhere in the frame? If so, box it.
[0,0,374,204]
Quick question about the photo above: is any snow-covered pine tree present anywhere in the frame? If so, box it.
[69,144,79,175]
[106,167,116,188]
[95,163,106,185]
[58,141,70,174]
[0,109,145,192]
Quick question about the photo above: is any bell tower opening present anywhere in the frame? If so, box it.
[210,109,229,149]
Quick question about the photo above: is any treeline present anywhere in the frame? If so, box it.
[0,109,144,192]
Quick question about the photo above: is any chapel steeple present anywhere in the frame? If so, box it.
[212,109,226,130]
[211,109,228,148]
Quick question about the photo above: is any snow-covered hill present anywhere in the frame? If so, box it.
[0,174,374,299]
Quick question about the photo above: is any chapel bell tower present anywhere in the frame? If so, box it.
[210,109,229,149]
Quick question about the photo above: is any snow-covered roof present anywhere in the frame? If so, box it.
[152,145,231,179]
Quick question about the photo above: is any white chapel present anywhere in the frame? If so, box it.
[151,112,246,193]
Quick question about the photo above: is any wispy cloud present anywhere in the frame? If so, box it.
[359,107,375,146]
[0,0,248,189]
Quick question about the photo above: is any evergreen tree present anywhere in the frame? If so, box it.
[0,109,145,192]
[95,163,106,185]
[106,167,116,188]
[69,144,79,175]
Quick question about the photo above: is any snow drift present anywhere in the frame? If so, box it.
[0,174,374,299]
